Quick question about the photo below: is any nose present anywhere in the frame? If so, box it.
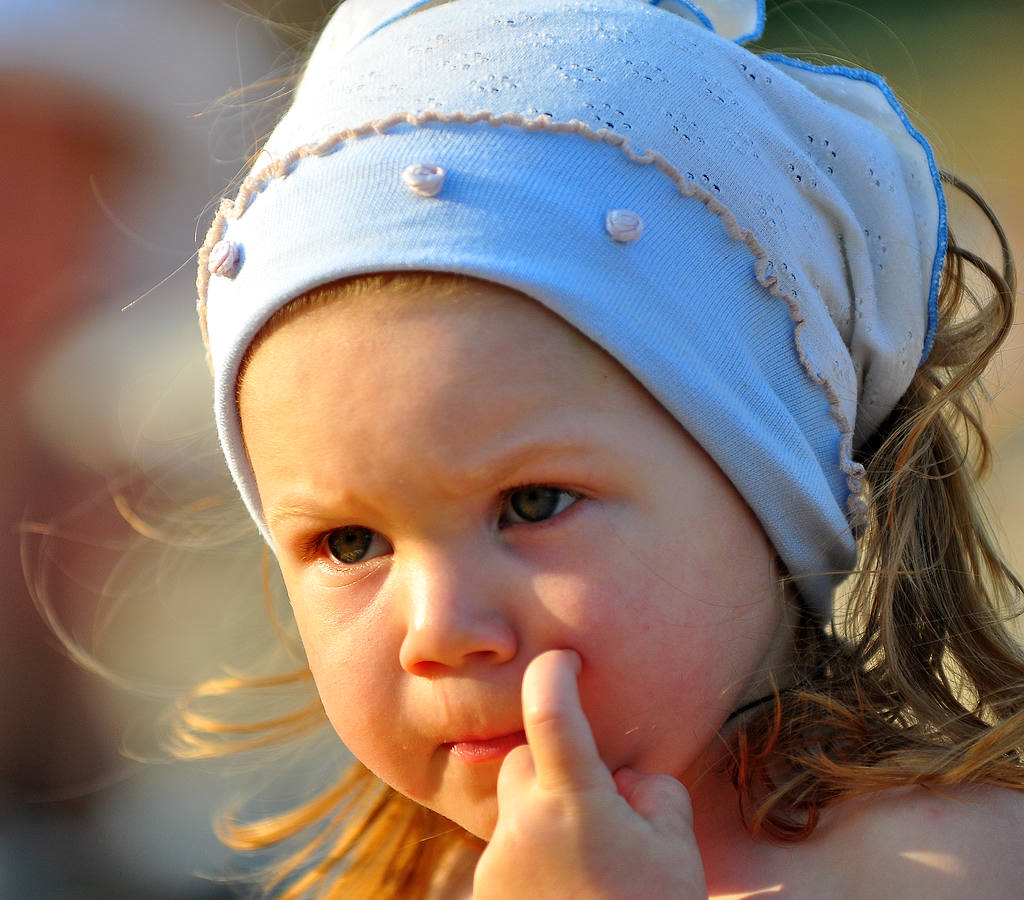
[397,547,518,676]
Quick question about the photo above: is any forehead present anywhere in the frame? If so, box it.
[240,275,623,408]
[237,274,689,518]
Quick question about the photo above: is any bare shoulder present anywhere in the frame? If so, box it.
[817,784,1024,899]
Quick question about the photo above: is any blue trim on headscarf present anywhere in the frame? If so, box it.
[762,54,947,362]
[734,0,765,44]
[649,0,765,43]
[649,0,713,33]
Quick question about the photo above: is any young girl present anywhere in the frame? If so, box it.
[189,0,1024,895]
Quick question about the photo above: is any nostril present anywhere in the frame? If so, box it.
[466,647,516,666]
[401,642,518,677]
[405,659,448,679]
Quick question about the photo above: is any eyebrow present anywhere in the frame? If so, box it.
[263,439,602,529]
[266,504,339,528]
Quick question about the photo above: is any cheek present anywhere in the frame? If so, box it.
[285,583,397,749]
[564,529,781,775]
[299,626,423,797]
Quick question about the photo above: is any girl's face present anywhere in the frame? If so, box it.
[240,277,785,839]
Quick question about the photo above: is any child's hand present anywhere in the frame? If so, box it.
[472,650,708,899]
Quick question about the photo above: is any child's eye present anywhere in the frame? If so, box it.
[324,526,391,564]
[500,486,579,527]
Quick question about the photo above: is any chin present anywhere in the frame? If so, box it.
[389,779,499,841]
[436,798,499,842]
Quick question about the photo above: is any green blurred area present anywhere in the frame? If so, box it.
[760,1,1023,180]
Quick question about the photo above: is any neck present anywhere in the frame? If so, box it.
[689,766,790,899]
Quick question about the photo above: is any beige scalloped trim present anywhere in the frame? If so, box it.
[196,110,866,522]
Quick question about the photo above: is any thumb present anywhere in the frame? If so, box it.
[613,766,696,835]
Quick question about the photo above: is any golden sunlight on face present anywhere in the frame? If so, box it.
[238,276,782,838]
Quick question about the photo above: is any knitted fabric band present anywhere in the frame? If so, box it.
[199,0,946,617]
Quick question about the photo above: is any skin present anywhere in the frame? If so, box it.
[238,277,1024,898]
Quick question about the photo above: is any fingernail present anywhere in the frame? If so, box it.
[559,649,582,675]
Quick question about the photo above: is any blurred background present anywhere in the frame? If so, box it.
[1,0,1021,896]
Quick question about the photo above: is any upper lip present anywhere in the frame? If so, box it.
[443,725,524,746]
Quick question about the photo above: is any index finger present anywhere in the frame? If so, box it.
[521,649,613,794]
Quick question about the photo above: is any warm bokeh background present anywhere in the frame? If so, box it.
[1,1,1020,895]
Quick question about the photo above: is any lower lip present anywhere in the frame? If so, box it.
[448,731,527,763]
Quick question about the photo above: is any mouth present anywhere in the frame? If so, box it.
[445,730,527,763]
